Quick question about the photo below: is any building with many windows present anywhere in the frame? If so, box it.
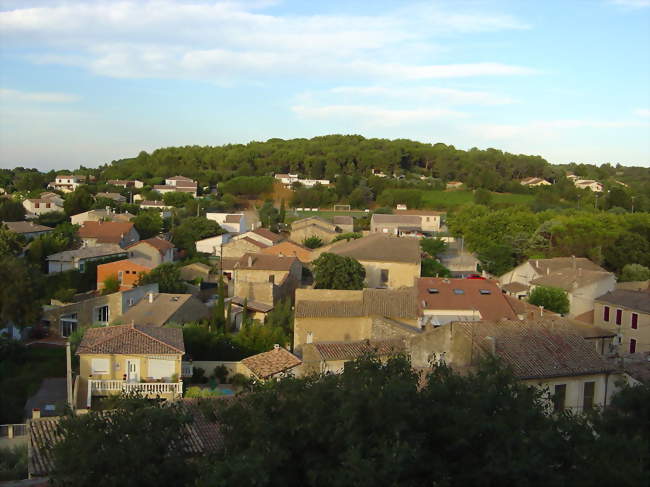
[594,289,650,354]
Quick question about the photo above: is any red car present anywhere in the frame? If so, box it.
[466,274,486,279]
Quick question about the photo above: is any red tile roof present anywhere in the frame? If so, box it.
[251,227,283,243]
[312,339,405,361]
[241,346,302,378]
[78,221,135,244]
[76,324,184,355]
[128,236,174,254]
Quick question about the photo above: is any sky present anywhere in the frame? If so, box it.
[0,0,649,170]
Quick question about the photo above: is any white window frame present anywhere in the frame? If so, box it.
[91,358,110,374]
[94,305,110,324]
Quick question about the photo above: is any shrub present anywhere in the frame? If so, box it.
[620,263,650,282]
[303,236,324,249]
[213,365,229,384]
[528,286,570,315]
[230,373,252,389]
[0,445,27,481]
[185,386,223,398]
[332,232,362,243]
[190,367,208,384]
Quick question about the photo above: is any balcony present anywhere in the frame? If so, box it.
[87,379,183,407]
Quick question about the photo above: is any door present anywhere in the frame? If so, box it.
[126,359,140,383]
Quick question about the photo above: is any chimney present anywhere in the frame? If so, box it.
[484,336,496,355]
[247,255,253,267]
[572,255,576,270]
[148,292,154,304]
[540,305,544,316]
[535,260,539,269]
[273,344,280,351]
[32,408,41,419]
[546,267,550,276]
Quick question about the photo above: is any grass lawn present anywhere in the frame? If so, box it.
[0,345,66,423]
[421,190,533,209]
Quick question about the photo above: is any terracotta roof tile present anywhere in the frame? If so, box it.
[260,241,312,263]
[78,221,135,244]
[312,339,405,361]
[128,236,174,254]
[235,253,297,271]
[251,227,283,243]
[322,234,421,263]
[76,324,184,355]
[241,346,302,379]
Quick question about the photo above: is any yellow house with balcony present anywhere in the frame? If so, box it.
[76,324,185,408]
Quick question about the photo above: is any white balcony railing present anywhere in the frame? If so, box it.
[182,362,193,378]
[87,380,183,407]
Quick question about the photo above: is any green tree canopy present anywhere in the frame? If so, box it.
[619,264,650,282]
[302,235,324,249]
[420,237,447,257]
[171,217,224,254]
[132,210,163,239]
[63,186,94,216]
[0,224,25,257]
[473,188,493,205]
[421,258,451,277]
[0,256,42,327]
[528,285,570,314]
[138,263,186,293]
[313,252,365,290]
[0,199,26,221]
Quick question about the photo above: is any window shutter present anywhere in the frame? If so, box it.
[631,313,638,330]
[603,306,609,322]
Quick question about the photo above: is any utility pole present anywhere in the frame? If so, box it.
[66,340,73,410]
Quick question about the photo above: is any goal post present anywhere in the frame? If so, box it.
[333,204,351,212]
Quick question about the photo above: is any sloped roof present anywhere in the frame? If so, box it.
[235,253,297,271]
[595,289,650,313]
[456,319,615,380]
[295,288,419,319]
[528,257,605,274]
[251,227,283,243]
[78,221,135,243]
[331,215,353,226]
[417,278,518,321]
[224,214,243,223]
[371,214,421,225]
[119,293,209,327]
[531,268,612,291]
[324,233,421,264]
[3,221,53,234]
[46,244,126,262]
[501,282,530,293]
[76,324,184,355]
[291,216,336,231]
[241,346,302,379]
[230,296,273,313]
[128,236,174,254]
[310,339,405,361]
[260,241,312,263]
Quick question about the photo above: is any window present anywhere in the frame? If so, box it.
[427,288,439,294]
[603,306,610,322]
[95,305,109,324]
[453,289,465,295]
[128,298,134,307]
[269,275,275,284]
[631,313,638,330]
[616,309,622,325]
[59,314,78,338]
[91,358,109,374]
[553,384,566,412]
[148,359,176,380]
[479,289,491,295]
[117,271,123,282]
[380,269,389,284]
[583,382,595,411]
[306,332,313,344]
[630,339,637,354]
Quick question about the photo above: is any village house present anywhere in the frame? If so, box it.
[119,291,210,327]
[500,257,616,317]
[331,215,354,233]
[574,179,604,192]
[206,212,248,233]
[240,345,302,380]
[47,174,88,193]
[22,196,64,217]
[371,211,443,236]
[2,220,52,240]
[77,324,185,408]
[293,287,420,354]
[233,253,302,307]
[221,235,269,258]
[195,233,232,256]
[312,234,421,289]
[446,181,463,189]
[301,339,405,375]
[260,240,313,263]
[229,296,273,325]
[417,277,518,327]
[289,216,341,244]
[593,289,650,354]
[70,208,134,226]
[138,200,172,217]
[126,236,175,266]
[96,258,153,291]
[107,179,144,188]
[274,173,299,185]
[520,177,552,187]
[233,227,284,247]
[41,284,158,337]
[46,244,127,273]
[153,175,198,197]
[96,192,127,203]
[408,319,620,412]
[78,221,140,248]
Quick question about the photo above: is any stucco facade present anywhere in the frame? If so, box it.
[222,238,267,258]
[594,300,650,354]
[127,240,174,267]
[97,259,152,290]
[360,260,419,289]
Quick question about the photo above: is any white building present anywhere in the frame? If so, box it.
[274,174,299,185]
[195,233,233,256]
[47,175,86,193]
[520,177,552,187]
[574,179,603,192]
[47,244,127,273]
[23,197,64,217]
[153,175,198,197]
[206,212,248,234]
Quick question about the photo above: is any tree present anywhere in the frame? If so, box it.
[619,264,650,282]
[138,263,186,293]
[473,188,492,206]
[211,275,226,331]
[101,274,120,295]
[279,198,286,224]
[302,236,324,249]
[171,217,224,254]
[258,200,280,232]
[50,402,196,487]
[13,171,46,192]
[132,210,163,239]
[0,224,24,257]
[0,199,26,221]
[604,232,650,273]
[163,191,193,208]
[313,252,365,290]
[332,232,362,243]
[421,258,451,277]
[35,211,68,227]
[477,243,515,276]
[420,238,447,257]
[528,286,570,314]
[199,354,647,486]
[63,186,93,216]
[0,256,41,327]
[233,321,289,355]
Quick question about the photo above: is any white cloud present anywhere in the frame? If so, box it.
[634,108,650,117]
[292,104,466,126]
[0,88,79,103]
[329,85,515,105]
[470,119,650,139]
[0,1,534,82]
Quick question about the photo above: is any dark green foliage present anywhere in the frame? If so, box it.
[302,235,324,249]
[473,188,493,205]
[603,232,650,274]
[26,223,80,271]
[313,252,365,290]
[50,402,195,487]
[258,200,280,232]
[0,445,27,481]
[172,216,224,254]
[211,275,226,331]
[199,354,649,486]
[101,274,120,294]
[182,324,248,361]
[421,258,451,277]
[0,224,25,256]
[265,298,294,338]
[138,263,186,293]
[63,186,93,216]
[221,176,273,197]
[377,188,423,209]
[620,264,650,282]
[132,210,163,239]
[162,191,193,207]
[234,321,289,354]
[213,365,229,383]
[528,286,570,314]
[13,171,47,192]
[332,232,362,243]
[0,199,26,221]
[477,243,516,276]
[420,237,447,257]
[35,211,68,227]
[0,256,42,327]
[291,185,337,209]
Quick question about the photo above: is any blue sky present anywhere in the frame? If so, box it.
[0,0,649,170]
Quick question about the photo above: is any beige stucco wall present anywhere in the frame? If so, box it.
[80,353,181,382]
[522,373,619,411]
[290,225,337,245]
[128,242,164,266]
[594,301,650,353]
[293,316,373,354]
[499,261,537,287]
[360,260,419,289]
[43,292,124,337]
[565,276,616,317]
[222,239,264,259]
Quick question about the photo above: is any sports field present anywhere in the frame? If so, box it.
[421,190,533,209]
